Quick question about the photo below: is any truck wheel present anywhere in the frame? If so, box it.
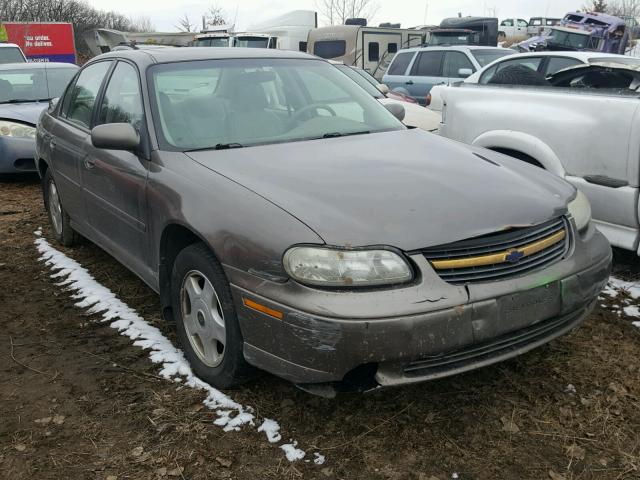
[171,243,253,389]
[43,169,78,246]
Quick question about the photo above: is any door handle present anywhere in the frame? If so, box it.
[584,175,628,188]
[405,80,414,85]
[83,158,96,170]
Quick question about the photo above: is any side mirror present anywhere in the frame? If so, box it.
[48,97,59,112]
[384,102,405,122]
[91,123,140,151]
[376,83,390,95]
[458,68,473,78]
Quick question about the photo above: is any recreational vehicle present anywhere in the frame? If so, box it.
[238,10,317,51]
[307,21,424,76]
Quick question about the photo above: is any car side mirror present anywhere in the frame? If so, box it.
[48,97,59,112]
[458,68,473,78]
[384,102,405,122]
[376,83,390,95]
[91,123,140,151]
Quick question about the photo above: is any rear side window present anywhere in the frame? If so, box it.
[411,51,444,77]
[96,62,143,128]
[387,52,414,75]
[546,57,583,76]
[368,42,379,62]
[0,47,25,63]
[443,52,474,77]
[480,57,543,84]
[62,61,111,129]
[314,40,346,59]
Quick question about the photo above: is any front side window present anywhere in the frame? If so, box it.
[411,51,444,77]
[63,61,111,129]
[501,20,514,27]
[96,62,143,128]
[149,58,402,151]
[443,51,474,77]
[313,40,346,59]
[0,66,77,104]
[471,49,516,67]
[387,52,414,75]
[480,57,542,84]
[517,19,529,27]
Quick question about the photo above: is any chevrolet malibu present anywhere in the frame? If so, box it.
[36,48,611,395]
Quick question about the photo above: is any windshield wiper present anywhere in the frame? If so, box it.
[185,143,244,152]
[0,98,50,104]
[322,131,370,138]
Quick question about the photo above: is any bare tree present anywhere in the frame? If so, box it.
[316,0,380,26]
[584,0,608,12]
[129,16,155,32]
[608,0,640,17]
[175,13,196,32]
[205,4,228,27]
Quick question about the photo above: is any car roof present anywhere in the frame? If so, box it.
[485,51,627,61]
[0,62,77,70]
[398,45,511,53]
[0,43,21,48]
[91,47,317,66]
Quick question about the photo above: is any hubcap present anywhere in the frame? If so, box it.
[48,180,63,236]
[180,270,226,367]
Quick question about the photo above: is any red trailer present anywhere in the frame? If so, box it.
[0,22,76,63]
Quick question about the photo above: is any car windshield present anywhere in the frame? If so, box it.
[0,66,77,103]
[547,29,591,49]
[149,58,403,151]
[234,37,269,48]
[194,37,230,47]
[334,64,384,99]
[472,49,516,67]
[430,32,478,46]
[0,47,25,64]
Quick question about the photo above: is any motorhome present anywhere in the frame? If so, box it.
[237,10,317,51]
[307,20,424,77]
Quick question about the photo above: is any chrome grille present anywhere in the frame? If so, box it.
[422,217,569,285]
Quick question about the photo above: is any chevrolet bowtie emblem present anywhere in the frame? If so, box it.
[505,249,525,264]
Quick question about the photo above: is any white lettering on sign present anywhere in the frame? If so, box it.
[24,35,53,48]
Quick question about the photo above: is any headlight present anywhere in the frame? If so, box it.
[568,190,591,232]
[0,120,36,139]
[283,246,413,287]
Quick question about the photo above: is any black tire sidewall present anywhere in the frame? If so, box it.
[170,243,251,389]
[42,169,75,246]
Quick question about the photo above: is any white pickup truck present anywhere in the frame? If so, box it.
[438,63,640,254]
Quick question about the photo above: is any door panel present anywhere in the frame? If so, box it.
[362,32,402,73]
[408,50,445,103]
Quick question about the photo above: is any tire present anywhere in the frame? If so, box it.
[171,243,253,389]
[43,169,78,247]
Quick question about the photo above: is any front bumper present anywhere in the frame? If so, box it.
[228,225,612,388]
[0,136,36,173]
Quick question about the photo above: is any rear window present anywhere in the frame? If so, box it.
[472,49,516,67]
[314,40,346,59]
[0,47,25,64]
[387,52,414,75]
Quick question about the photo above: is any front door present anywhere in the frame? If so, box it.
[362,32,402,73]
[81,60,151,277]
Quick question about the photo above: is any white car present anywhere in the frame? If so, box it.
[334,63,441,132]
[427,51,636,113]
[0,43,27,63]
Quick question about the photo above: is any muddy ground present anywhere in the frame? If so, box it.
[1,176,640,480]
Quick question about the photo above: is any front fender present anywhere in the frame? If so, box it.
[472,130,565,178]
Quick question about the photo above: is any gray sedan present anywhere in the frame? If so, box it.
[36,48,611,395]
[0,62,77,174]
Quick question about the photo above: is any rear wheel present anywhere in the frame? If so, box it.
[171,243,253,388]
[43,169,78,246]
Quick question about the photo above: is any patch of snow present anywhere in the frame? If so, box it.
[258,418,282,443]
[601,277,640,328]
[281,441,306,462]
[565,384,577,394]
[34,234,317,462]
[314,452,326,465]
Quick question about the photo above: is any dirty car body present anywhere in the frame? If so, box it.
[36,48,611,394]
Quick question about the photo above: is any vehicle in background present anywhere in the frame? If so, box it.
[527,17,561,37]
[382,45,515,104]
[0,43,26,63]
[83,28,196,56]
[333,63,439,131]
[36,48,610,395]
[436,60,640,254]
[307,20,424,78]
[1,22,76,63]
[498,18,529,40]
[0,62,77,174]
[517,12,629,55]
[429,17,499,46]
[239,10,317,52]
[192,25,234,47]
[427,51,633,112]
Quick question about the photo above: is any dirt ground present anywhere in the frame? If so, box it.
[1,176,640,480]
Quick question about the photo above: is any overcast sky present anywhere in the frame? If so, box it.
[86,0,585,32]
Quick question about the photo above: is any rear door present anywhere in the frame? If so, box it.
[51,60,112,229]
[382,51,416,92]
[81,60,152,279]
[407,50,445,103]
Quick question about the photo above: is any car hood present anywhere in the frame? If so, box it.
[0,101,48,125]
[187,129,574,251]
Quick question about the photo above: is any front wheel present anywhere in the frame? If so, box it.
[43,169,78,246]
[171,243,253,388]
